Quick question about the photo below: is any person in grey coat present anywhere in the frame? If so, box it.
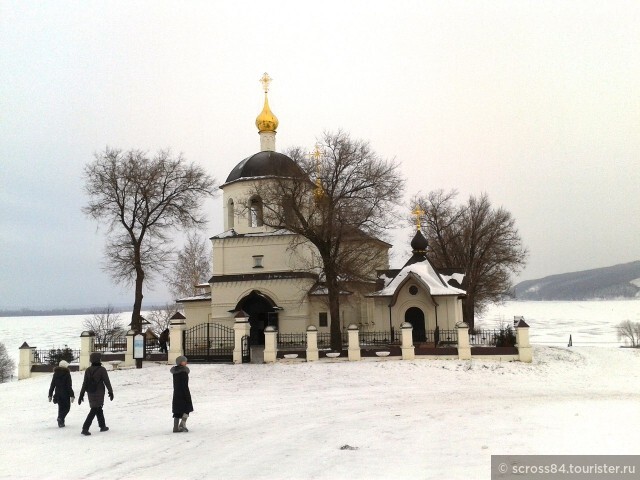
[48,360,75,428]
[78,352,114,436]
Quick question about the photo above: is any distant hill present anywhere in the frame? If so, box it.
[514,261,640,301]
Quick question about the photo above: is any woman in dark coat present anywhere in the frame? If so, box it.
[78,352,114,436]
[171,355,193,432]
[48,360,75,428]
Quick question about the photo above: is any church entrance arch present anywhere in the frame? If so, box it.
[405,307,426,343]
[235,290,278,345]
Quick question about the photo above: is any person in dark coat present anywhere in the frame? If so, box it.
[171,355,193,432]
[48,360,75,428]
[78,352,114,436]
[159,328,170,353]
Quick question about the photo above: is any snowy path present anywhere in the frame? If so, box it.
[1,346,639,479]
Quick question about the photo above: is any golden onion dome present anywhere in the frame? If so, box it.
[255,93,279,132]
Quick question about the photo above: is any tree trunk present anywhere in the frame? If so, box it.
[326,273,343,352]
[131,244,145,333]
[462,295,475,330]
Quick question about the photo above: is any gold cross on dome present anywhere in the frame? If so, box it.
[311,144,322,161]
[259,72,272,93]
[412,205,425,231]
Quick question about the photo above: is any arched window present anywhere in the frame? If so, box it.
[249,196,263,227]
[227,198,235,229]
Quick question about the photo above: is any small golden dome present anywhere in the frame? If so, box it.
[255,93,279,132]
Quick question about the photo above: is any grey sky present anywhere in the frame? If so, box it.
[1,1,639,309]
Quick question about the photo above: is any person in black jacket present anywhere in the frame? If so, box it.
[78,352,114,436]
[158,328,170,353]
[48,360,75,428]
[171,355,193,432]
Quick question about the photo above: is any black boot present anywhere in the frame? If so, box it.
[57,418,64,428]
[81,430,91,436]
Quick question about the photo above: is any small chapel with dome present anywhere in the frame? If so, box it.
[178,74,466,350]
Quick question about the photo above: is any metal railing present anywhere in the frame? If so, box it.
[277,332,307,348]
[93,337,127,352]
[359,331,394,346]
[33,347,81,365]
[469,329,500,346]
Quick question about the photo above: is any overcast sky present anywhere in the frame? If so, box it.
[1,1,639,309]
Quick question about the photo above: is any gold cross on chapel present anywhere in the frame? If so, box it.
[259,72,272,93]
[412,205,425,231]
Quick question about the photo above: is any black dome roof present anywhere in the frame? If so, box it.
[410,229,428,253]
[224,151,304,185]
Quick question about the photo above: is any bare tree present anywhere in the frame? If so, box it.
[415,190,528,329]
[165,232,210,300]
[82,306,126,346]
[254,131,405,350]
[83,148,217,331]
[147,302,180,335]
[616,320,640,347]
[0,342,16,383]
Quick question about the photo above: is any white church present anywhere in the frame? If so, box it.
[178,75,466,349]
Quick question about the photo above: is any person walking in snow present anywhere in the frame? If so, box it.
[48,359,75,428]
[171,355,193,432]
[159,328,169,353]
[78,352,114,436]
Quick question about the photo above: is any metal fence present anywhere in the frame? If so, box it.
[93,337,127,352]
[469,329,500,346]
[33,347,81,365]
[437,329,458,345]
[277,332,307,348]
[359,331,394,346]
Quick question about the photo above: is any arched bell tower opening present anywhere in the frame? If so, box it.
[235,290,278,345]
[405,307,426,343]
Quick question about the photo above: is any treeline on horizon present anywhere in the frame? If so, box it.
[0,305,166,318]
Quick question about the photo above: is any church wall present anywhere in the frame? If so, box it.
[212,235,316,276]
[182,301,212,329]
[208,277,316,331]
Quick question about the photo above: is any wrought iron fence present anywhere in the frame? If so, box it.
[437,329,458,345]
[359,331,393,346]
[469,329,500,346]
[93,337,127,352]
[317,332,349,349]
[277,332,307,348]
[33,347,81,365]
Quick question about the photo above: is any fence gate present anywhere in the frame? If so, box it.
[241,335,250,363]
[183,323,234,363]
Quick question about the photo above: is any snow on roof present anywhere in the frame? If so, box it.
[176,293,211,302]
[211,228,294,239]
[440,272,465,288]
[371,260,466,297]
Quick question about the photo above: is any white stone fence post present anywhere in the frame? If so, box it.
[79,331,95,371]
[306,326,319,362]
[263,326,277,363]
[124,329,136,368]
[168,316,186,365]
[516,319,532,363]
[400,322,415,360]
[233,314,251,364]
[347,324,360,361]
[18,342,35,380]
[457,322,471,360]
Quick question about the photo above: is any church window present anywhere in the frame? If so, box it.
[253,255,264,268]
[249,196,263,227]
[319,312,328,327]
[227,198,235,229]
[409,285,418,295]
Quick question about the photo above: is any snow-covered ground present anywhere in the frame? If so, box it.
[1,301,639,478]
[0,346,639,479]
